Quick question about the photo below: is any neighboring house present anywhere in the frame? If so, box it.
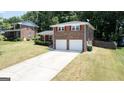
[40,21,95,52]
[0,29,5,34]
[4,21,38,40]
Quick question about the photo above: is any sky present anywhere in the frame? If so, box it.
[0,11,26,19]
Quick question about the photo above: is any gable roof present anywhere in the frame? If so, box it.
[50,21,95,30]
[18,21,39,27]
[38,30,53,35]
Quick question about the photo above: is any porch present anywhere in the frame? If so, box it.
[4,29,21,40]
[38,30,53,43]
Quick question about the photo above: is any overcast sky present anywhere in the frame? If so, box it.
[0,11,26,19]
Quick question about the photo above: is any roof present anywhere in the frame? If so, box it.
[18,21,38,27]
[5,29,20,32]
[38,30,53,35]
[0,30,5,34]
[50,21,95,30]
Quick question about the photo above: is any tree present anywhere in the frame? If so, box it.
[0,17,3,28]
[52,16,59,24]
[21,11,124,41]
[8,16,22,24]
[1,22,12,30]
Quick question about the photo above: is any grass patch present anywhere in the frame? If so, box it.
[0,41,48,70]
[52,47,124,81]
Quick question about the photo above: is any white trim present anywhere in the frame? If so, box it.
[50,21,95,30]
[58,26,64,31]
[71,25,80,31]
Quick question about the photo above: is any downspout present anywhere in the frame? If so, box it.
[83,25,87,52]
[20,24,21,39]
[52,28,55,49]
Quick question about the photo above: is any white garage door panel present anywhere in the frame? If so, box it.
[69,40,83,51]
[56,40,67,50]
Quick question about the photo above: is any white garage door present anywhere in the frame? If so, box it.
[56,39,67,50]
[69,40,83,51]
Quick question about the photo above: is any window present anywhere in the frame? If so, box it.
[71,25,80,31]
[76,25,80,31]
[71,26,75,31]
[58,27,64,31]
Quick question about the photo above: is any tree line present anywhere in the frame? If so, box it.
[0,11,124,41]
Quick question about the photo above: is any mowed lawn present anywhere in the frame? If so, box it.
[0,41,48,70]
[52,47,124,81]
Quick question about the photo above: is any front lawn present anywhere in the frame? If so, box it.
[0,41,48,70]
[52,47,124,80]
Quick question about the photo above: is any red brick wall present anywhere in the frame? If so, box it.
[20,25,36,40]
[53,24,94,52]
[53,25,84,51]
[54,25,84,39]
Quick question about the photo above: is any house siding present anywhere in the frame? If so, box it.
[20,25,36,40]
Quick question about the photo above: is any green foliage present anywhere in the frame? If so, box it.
[0,35,5,41]
[52,16,59,24]
[34,39,50,46]
[87,46,93,51]
[1,11,124,41]
[8,16,22,24]
[4,37,22,41]
[14,38,22,41]
[1,22,12,30]
[21,11,124,41]
[0,51,2,55]
[0,16,21,30]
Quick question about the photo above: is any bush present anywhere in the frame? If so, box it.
[87,46,92,51]
[3,37,7,41]
[0,35,5,41]
[34,39,50,46]
[27,38,30,41]
[14,38,22,41]
[0,51,2,55]
[4,37,22,41]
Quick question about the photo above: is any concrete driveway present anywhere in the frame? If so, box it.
[0,50,79,81]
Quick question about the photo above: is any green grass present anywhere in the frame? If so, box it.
[0,41,16,45]
[52,47,124,81]
[0,41,48,70]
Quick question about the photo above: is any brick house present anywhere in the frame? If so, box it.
[4,21,38,40]
[40,21,95,52]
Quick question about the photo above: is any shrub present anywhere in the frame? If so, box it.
[3,37,8,41]
[34,39,50,46]
[0,35,5,41]
[0,51,2,55]
[27,38,30,41]
[87,46,92,51]
[14,38,22,41]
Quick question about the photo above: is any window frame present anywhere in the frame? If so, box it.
[75,25,80,31]
[58,26,64,31]
[71,25,80,31]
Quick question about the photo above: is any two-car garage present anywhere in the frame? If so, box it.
[55,39,83,51]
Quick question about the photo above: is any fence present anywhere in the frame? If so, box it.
[93,40,117,49]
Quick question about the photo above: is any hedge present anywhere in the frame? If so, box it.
[34,40,51,46]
